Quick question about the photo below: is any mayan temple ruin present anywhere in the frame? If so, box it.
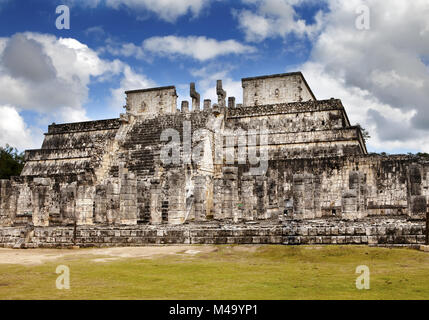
[0,72,428,247]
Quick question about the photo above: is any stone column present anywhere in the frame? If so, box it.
[241,176,256,221]
[204,99,211,111]
[120,172,138,225]
[106,180,120,225]
[217,80,226,108]
[60,182,77,225]
[190,83,200,111]
[0,180,12,226]
[408,164,426,219]
[75,184,95,225]
[255,175,268,220]
[32,178,51,227]
[222,167,239,222]
[193,175,206,221]
[213,178,223,220]
[181,101,189,113]
[228,97,236,109]
[94,185,107,224]
[167,172,186,224]
[150,179,162,225]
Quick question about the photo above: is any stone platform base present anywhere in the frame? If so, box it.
[420,245,429,252]
[0,219,426,249]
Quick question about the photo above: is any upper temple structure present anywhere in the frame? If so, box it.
[0,72,428,247]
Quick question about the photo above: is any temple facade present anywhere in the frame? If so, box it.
[0,72,428,233]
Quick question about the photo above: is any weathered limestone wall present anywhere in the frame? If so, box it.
[242,72,316,107]
[226,99,366,159]
[223,156,429,223]
[0,220,425,248]
[125,86,178,118]
[22,119,120,176]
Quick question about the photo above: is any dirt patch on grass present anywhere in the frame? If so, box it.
[0,246,217,266]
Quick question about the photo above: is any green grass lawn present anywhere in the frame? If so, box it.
[0,245,428,300]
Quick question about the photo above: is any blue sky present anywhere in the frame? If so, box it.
[0,0,428,154]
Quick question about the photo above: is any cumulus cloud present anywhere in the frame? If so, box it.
[143,36,256,61]
[102,36,256,62]
[67,0,212,22]
[0,105,43,150]
[0,33,123,122]
[298,0,429,152]
[0,32,154,150]
[235,0,325,42]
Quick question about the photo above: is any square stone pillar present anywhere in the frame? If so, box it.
[0,180,12,226]
[32,178,51,227]
[167,172,186,225]
[222,167,240,223]
[241,176,256,221]
[120,172,138,225]
[75,184,95,225]
[150,179,162,225]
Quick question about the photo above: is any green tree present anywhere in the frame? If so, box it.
[356,123,371,142]
[0,144,25,179]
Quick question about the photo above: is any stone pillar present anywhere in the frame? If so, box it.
[32,178,51,227]
[60,182,77,225]
[346,171,367,219]
[150,179,162,225]
[426,212,429,245]
[213,178,223,220]
[408,164,426,219]
[75,183,95,225]
[0,180,12,226]
[167,172,186,224]
[228,97,236,109]
[190,82,200,111]
[217,80,226,107]
[120,172,138,225]
[106,180,120,225]
[342,191,358,219]
[255,175,268,220]
[181,101,189,113]
[267,176,279,220]
[94,185,107,224]
[241,176,256,221]
[194,175,208,221]
[222,167,240,222]
[204,99,211,111]
[292,174,319,220]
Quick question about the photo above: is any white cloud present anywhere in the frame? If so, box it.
[101,39,146,59]
[0,32,154,150]
[0,105,43,151]
[235,0,325,42]
[143,36,256,61]
[110,65,156,110]
[0,33,123,123]
[298,0,429,153]
[68,0,212,22]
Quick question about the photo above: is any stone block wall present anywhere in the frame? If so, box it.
[242,72,316,107]
[0,220,425,248]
